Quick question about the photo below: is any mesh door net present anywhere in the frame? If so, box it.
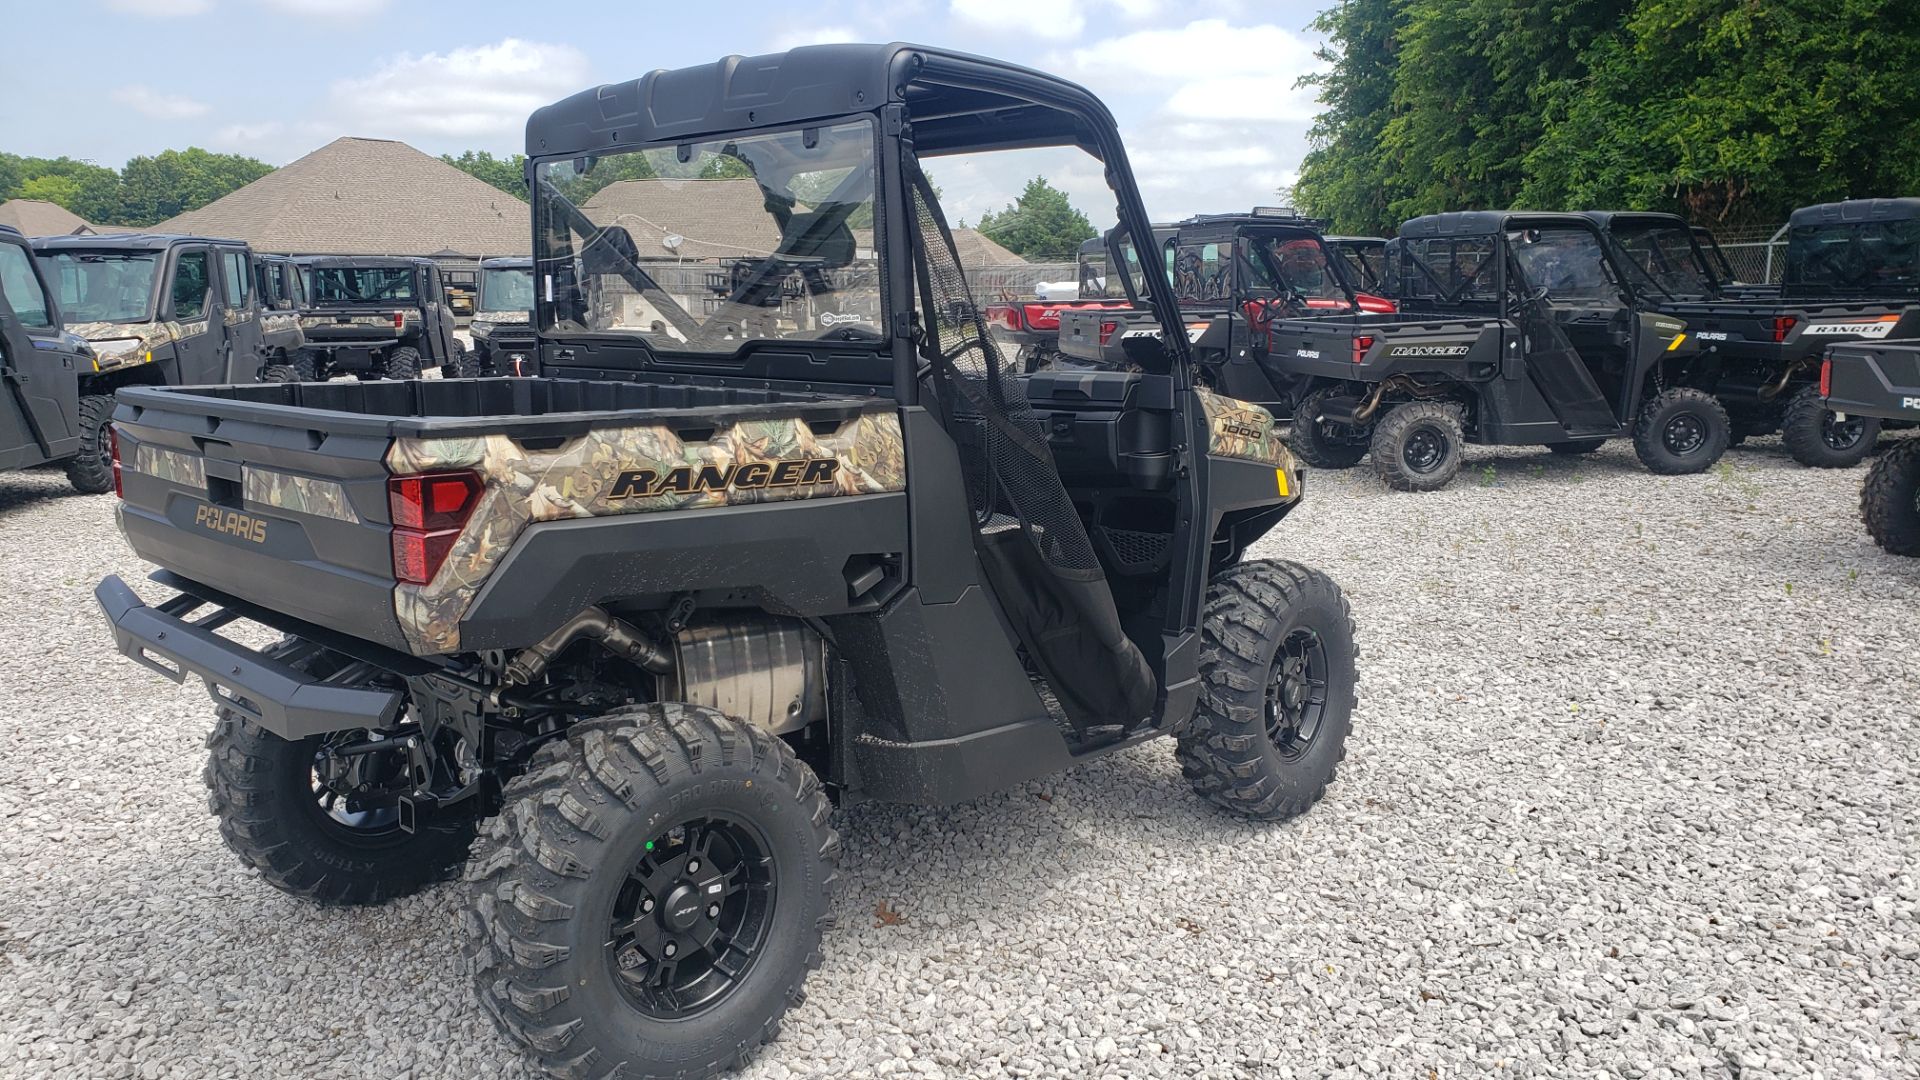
[905,161,1156,733]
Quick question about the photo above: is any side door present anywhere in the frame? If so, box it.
[0,237,81,464]
[424,265,456,362]
[217,246,265,381]
[162,245,224,385]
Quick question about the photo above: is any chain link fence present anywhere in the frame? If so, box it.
[1710,224,1788,284]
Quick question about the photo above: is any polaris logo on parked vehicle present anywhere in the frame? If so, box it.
[608,458,840,500]
[1296,349,1321,360]
[193,505,268,544]
[1805,320,1898,339]
[1903,397,1920,412]
[1386,343,1472,359]
[1696,331,1729,341]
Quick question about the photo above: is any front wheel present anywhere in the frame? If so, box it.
[1782,385,1879,468]
[1286,387,1372,469]
[64,394,116,494]
[464,704,838,1080]
[1632,388,1730,475]
[1178,560,1357,821]
[1370,401,1465,492]
[1861,440,1920,556]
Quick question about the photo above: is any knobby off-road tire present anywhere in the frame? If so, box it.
[464,703,839,1080]
[1782,385,1879,469]
[384,346,422,380]
[260,351,318,383]
[1286,387,1372,469]
[1633,388,1730,475]
[204,711,478,905]
[446,346,480,379]
[1861,440,1920,556]
[64,394,116,494]
[1177,560,1358,822]
[1548,438,1607,456]
[1370,401,1465,492]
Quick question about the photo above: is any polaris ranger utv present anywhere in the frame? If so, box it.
[1143,211,1722,492]
[983,233,1154,370]
[1583,209,1920,468]
[33,233,273,490]
[252,253,310,381]
[292,255,474,380]
[0,225,102,492]
[1822,341,1920,555]
[94,44,1356,1080]
[466,256,535,376]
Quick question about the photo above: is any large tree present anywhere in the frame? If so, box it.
[975,177,1096,260]
[442,150,529,198]
[115,148,272,226]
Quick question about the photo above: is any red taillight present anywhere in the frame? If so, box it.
[393,311,406,331]
[1772,316,1797,343]
[1097,320,1119,346]
[387,470,483,584]
[1819,357,1832,398]
[1352,335,1375,364]
[108,424,122,498]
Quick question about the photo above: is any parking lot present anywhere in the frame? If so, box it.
[0,435,1914,1080]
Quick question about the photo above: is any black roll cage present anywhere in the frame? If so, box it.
[1389,213,1637,316]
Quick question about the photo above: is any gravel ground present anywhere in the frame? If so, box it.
[0,435,1915,1080]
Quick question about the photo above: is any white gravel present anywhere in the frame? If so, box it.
[0,435,1916,1080]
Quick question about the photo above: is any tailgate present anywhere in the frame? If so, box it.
[1823,342,1920,423]
[111,397,411,652]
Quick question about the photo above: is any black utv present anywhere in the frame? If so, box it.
[0,225,104,492]
[1156,211,1724,492]
[1822,342,1920,555]
[32,233,274,489]
[467,256,535,376]
[251,253,310,379]
[291,255,473,380]
[94,43,1357,1080]
[1583,209,1920,468]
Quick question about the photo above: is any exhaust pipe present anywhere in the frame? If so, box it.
[502,608,674,687]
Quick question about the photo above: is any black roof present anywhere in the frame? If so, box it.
[1580,210,1692,231]
[1327,235,1387,245]
[291,254,436,269]
[1174,210,1328,231]
[527,43,1120,161]
[0,224,20,241]
[1398,211,1597,238]
[1788,197,1920,227]
[481,257,533,270]
[29,232,246,252]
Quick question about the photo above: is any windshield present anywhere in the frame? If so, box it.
[480,267,534,312]
[1607,222,1716,300]
[1076,239,1144,301]
[1332,241,1386,293]
[1389,237,1500,306]
[1509,227,1617,302]
[309,266,417,303]
[37,250,160,323]
[1785,219,1920,296]
[533,118,882,352]
[1244,233,1351,305]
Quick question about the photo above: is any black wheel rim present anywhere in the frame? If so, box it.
[1403,426,1448,474]
[1265,628,1329,756]
[607,814,777,1021]
[304,732,405,841]
[1822,411,1866,451]
[1663,413,1706,455]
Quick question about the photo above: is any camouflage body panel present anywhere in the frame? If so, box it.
[67,319,207,370]
[299,313,409,331]
[1196,388,1294,467]
[476,310,530,324]
[261,312,301,336]
[387,409,907,654]
[243,468,360,523]
[131,445,206,487]
[221,308,255,327]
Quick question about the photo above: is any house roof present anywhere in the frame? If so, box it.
[154,137,529,258]
[0,199,101,237]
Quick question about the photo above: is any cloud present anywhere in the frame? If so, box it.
[105,0,212,15]
[214,121,284,145]
[256,0,389,14]
[950,0,1086,39]
[326,38,591,142]
[769,25,862,51]
[112,85,212,120]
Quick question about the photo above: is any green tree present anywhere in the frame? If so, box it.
[17,174,82,208]
[0,155,21,202]
[442,150,529,198]
[115,148,272,226]
[975,177,1096,259]
[1295,0,1409,234]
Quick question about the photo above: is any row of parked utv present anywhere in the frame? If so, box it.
[986,199,1920,554]
[0,229,536,494]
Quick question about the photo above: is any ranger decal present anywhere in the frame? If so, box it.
[1386,343,1472,359]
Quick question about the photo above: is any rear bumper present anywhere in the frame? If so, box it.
[95,574,404,739]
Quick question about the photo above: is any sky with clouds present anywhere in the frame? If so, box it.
[1,0,1334,229]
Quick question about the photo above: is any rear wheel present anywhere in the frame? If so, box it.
[1370,402,1464,492]
[1286,387,1372,469]
[260,351,318,383]
[1632,388,1730,475]
[384,346,422,380]
[465,704,838,1080]
[445,345,479,379]
[1548,438,1606,456]
[1782,385,1879,468]
[1861,440,1920,556]
[1177,560,1357,821]
[64,394,116,494]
